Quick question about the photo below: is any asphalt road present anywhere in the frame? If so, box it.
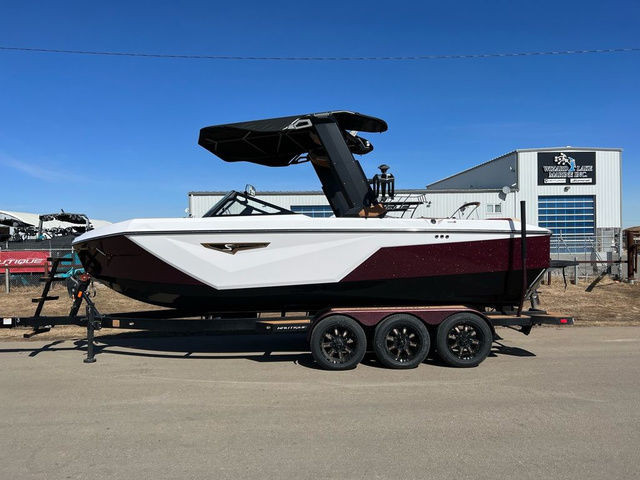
[1,326,639,480]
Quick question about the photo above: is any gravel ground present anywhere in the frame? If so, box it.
[0,326,638,480]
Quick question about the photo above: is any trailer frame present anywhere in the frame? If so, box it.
[2,263,573,367]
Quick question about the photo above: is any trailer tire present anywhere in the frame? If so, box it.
[436,313,492,368]
[373,314,430,369]
[310,315,366,370]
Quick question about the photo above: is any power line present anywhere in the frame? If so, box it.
[0,45,639,61]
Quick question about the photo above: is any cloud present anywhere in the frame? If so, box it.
[0,153,86,183]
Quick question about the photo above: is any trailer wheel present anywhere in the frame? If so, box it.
[373,314,430,369]
[436,313,492,367]
[310,315,366,370]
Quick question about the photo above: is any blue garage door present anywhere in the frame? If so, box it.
[538,195,595,253]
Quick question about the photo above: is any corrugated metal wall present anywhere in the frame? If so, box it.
[423,190,517,219]
[188,190,518,220]
[189,194,223,217]
[189,193,330,218]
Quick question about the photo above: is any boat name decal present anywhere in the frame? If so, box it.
[202,242,270,254]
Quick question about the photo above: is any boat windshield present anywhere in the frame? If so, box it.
[203,191,295,217]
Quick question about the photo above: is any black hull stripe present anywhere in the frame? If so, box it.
[97,269,547,312]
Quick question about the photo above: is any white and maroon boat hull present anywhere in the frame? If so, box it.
[73,216,551,312]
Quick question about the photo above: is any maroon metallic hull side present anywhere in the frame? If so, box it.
[343,236,550,281]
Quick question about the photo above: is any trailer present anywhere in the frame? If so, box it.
[1,258,573,370]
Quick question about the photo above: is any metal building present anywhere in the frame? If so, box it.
[188,146,622,261]
[425,147,622,256]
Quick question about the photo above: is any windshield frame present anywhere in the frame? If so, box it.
[202,191,296,218]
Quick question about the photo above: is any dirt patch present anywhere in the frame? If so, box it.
[537,277,640,326]
[0,282,163,341]
[1,277,639,341]
[0,282,163,316]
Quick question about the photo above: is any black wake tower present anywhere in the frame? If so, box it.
[198,111,391,218]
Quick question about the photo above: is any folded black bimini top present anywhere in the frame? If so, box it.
[198,110,387,167]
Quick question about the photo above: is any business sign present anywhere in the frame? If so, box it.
[0,251,49,273]
[538,152,596,185]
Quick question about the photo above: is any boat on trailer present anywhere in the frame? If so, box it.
[1,111,573,371]
[73,111,551,313]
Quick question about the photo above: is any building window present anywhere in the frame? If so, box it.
[291,205,334,218]
[487,204,502,214]
[538,195,595,253]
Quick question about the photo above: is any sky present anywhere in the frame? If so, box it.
[0,0,638,225]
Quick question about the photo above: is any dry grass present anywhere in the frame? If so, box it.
[0,282,162,341]
[1,277,639,341]
[0,282,161,317]
[537,277,640,326]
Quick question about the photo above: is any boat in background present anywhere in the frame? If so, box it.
[1,210,101,251]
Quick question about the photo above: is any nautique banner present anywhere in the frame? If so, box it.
[537,152,596,185]
[0,251,49,273]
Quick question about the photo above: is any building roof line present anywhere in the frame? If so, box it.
[189,189,429,196]
[426,151,516,189]
[514,146,623,153]
[423,188,507,193]
[189,188,509,197]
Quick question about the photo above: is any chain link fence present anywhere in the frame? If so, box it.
[548,227,624,282]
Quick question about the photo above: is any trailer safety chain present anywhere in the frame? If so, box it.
[88,279,97,298]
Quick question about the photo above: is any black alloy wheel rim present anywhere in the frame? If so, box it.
[446,323,483,360]
[321,326,358,364]
[385,325,420,363]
